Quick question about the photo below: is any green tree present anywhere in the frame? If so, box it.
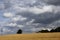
[17,29,22,34]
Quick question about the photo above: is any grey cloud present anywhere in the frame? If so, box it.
[2,0,45,9]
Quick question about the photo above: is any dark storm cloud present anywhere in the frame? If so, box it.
[16,12,37,19]
[44,0,60,5]
[16,11,60,25]
[34,13,60,24]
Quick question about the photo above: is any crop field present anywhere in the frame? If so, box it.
[0,33,60,40]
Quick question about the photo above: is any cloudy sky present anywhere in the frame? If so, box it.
[0,0,60,35]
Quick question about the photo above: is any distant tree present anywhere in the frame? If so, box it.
[50,27,60,32]
[37,30,49,33]
[54,27,60,32]
[50,29,55,32]
[17,29,22,34]
[40,30,49,33]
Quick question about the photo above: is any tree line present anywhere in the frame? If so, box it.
[17,27,60,34]
[37,27,60,33]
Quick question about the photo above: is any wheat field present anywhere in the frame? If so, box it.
[0,33,60,40]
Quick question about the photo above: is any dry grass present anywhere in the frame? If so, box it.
[0,33,60,40]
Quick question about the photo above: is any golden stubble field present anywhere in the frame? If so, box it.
[0,33,60,40]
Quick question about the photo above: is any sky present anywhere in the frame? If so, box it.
[0,0,60,35]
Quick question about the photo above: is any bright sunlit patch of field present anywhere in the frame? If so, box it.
[0,33,60,40]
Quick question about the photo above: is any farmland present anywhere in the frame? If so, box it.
[0,33,60,40]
